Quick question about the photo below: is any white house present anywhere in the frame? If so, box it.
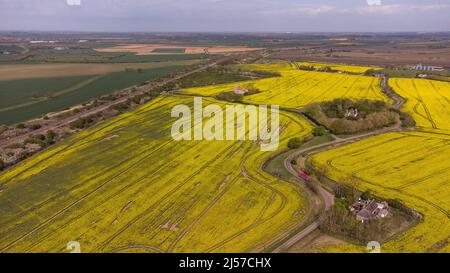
[234,83,247,95]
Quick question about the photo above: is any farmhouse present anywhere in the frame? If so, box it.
[351,199,389,223]
[234,83,247,95]
[345,107,359,119]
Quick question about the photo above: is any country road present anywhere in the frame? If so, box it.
[0,59,225,149]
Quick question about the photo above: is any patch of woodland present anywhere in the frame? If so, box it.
[318,200,418,243]
[303,98,415,135]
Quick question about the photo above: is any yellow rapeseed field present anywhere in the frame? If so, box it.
[390,78,450,132]
[181,63,390,109]
[297,62,381,74]
[310,131,450,253]
[0,96,312,253]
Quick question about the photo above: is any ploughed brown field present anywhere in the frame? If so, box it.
[95,44,263,55]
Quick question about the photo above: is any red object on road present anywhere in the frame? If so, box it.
[299,171,310,181]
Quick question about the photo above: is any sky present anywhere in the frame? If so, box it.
[0,0,449,32]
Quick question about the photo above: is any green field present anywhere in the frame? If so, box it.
[0,45,23,53]
[0,75,92,110]
[0,96,312,253]
[152,48,186,54]
[0,65,190,125]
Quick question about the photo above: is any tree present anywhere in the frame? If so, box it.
[347,174,361,204]
[215,92,243,103]
[287,137,302,149]
[400,112,416,128]
[132,95,143,105]
[329,119,345,134]
[16,123,26,129]
[313,126,327,136]
[0,159,5,171]
[360,190,373,200]
[27,124,42,130]
[46,130,56,145]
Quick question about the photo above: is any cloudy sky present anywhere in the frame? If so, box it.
[0,0,449,32]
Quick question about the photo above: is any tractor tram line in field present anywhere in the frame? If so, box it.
[0,100,192,243]
[411,80,437,129]
[347,141,448,181]
[0,136,182,252]
[24,138,206,252]
[166,170,242,252]
[0,98,177,186]
[3,134,217,252]
[92,141,243,252]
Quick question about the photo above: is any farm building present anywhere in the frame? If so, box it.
[345,107,359,119]
[351,199,389,223]
[234,83,247,95]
